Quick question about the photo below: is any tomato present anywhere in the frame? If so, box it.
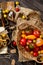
[40,45,43,50]
[33,30,40,38]
[25,30,32,35]
[25,46,30,51]
[33,47,39,52]
[29,43,34,50]
[27,39,32,43]
[12,41,16,46]
[20,38,26,46]
[33,52,38,57]
[15,7,20,12]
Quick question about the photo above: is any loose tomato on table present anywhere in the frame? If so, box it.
[33,30,40,38]
[12,41,16,46]
[15,7,20,12]
[20,38,26,46]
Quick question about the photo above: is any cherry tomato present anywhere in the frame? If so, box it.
[33,30,40,38]
[40,45,43,50]
[25,30,32,35]
[12,41,16,46]
[25,46,30,51]
[33,47,39,52]
[33,52,38,57]
[27,39,32,43]
[15,7,20,12]
[20,38,26,46]
[29,43,34,50]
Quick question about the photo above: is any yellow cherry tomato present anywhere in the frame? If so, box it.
[33,40,36,43]
[4,14,7,18]
[22,31,25,34]
[22,15,26,19]
[26,35,36,40]
[40,35,43,38]
[30,51,33,55]
[16,1,20,5]
[26,42,29,45]
[40,50,43,54]
[21,34,26,38]
[38,51,41,54]
[36,38,43,47]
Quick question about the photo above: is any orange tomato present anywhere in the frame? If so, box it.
[36,38,43,47]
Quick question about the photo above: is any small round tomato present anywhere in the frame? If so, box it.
[33,30,40,38]
[25,30,32,35]
[33,52,38,57]
[20,38,26,46]
[25,46,30,51]
[12,41,16,46]
[27,39,32,43]
[40,45,43,50]
[33,47,39,52]
[29,43,34,50]
[15,7,20,12]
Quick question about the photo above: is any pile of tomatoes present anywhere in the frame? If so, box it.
[19,28,43,57]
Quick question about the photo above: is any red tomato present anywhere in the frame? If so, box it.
[33,30,40,38]
[25,46,30,51]
[12,41,16,46]
[40,45,43,50]
[27,39,32,43]
[20,38,26,46]
[15,7,20,12]
[33,47,39,52]
[33,44,39,52]
[33,52,38,57]
[25,30,32,35]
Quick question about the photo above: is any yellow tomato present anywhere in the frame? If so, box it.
[40,35,43,38]
[30,51,33,55]
[40,50,43,54]
[21,34,26,38]
[38,51,41,54]
[22,31,25,34]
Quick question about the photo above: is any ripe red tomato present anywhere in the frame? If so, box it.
[27,39,32,43]
[33,47,39,52]
[25,46,30,51]
[33,30,40,38]
[20,38,26,46]
[25,30,32,35]
[15,7,20,12]
[12,41,16,46]
[40,45,43,50]
[33,52,38,57]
